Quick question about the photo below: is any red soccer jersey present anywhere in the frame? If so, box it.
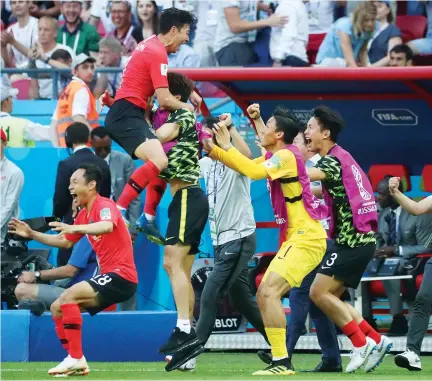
[115,35,169,110]
[65,195,138,283]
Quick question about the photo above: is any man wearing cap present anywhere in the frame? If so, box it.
[52,53,99,147]
[57,0,100,57]
[0,82,55,147]
[0,128,24,244]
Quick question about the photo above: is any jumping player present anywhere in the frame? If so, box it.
[104,8,199,222]
[8,164,138,377]
[304,105,392,373]
[192,108,328,375]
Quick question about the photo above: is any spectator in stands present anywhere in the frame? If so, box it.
[368,0,402,67]
[362,176,432,336]
[132,0,159,43]
[90,127,140,310]
[107,0,137,56]
[0,82,55,146]
[90,0,138,36]
[4,16,74,100]
[0,128,24,244]
[345,0,397,18]
[0,0,38,69]
[30,47,74,100]
[407,1,432,56]
[270,0,309,67]
[305,0,338,34]
[168,43,200,67]
[14,236,98,312]
[191,1,218,67]
[51,53,99,147]
[93,37,127,98]
[58,0,100,57]
[389,44,414,67]
[29,1,61,18]
[213,1,288,66]
[316,1,377,67]
[53,122,111,266]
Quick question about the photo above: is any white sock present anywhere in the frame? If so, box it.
[145,213,155,222]
[176,319,191,334]
[273,356,288,361]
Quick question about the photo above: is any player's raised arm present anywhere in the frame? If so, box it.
[389,177,432,215]
[247,104,266,140]
[8,218,74,249]
[307,167,327,182]
[219,113,252,158]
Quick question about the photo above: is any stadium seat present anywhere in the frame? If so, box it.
[420,164,432,192]
[11,78,31,100]
[413,54,432,66]
[396,16,427,42]
[307,33,326,65]
[368,164,411,192]
[248,252,275,295]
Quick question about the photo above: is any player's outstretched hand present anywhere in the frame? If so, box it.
[389,177,400,194]
[213,123,232,150]
[49,221,76,236]
[189,90,202,112]
[247,104,261,120]
[8,218,33,239]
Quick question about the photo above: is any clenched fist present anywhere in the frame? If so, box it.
[247,104,261,120]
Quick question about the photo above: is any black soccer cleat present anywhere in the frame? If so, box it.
[257,350,272,365]
[165,341,205,372]
[252,358,296,376]
[159,327,200,354]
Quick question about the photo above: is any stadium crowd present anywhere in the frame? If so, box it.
[1,0,431,378]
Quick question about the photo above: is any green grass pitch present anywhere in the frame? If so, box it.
[2,353,431,380]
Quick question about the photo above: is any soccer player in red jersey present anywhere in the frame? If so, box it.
[8,164,138,377]
[104,7,199,222]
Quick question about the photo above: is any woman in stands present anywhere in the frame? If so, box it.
[389,176,432,372]
[132,0,159,43]
[315,1,378,67]
[368,0,402,67]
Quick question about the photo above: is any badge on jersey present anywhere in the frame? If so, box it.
[161,64,168,76]
[100,208,112,220]
[265,155,281,170]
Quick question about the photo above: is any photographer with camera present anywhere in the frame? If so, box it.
[14,233,98,314]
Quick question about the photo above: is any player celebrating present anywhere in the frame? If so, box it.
[304,106,392,373]
[192,108,328,375]
[104,7,199,222]
[8,164,138,377]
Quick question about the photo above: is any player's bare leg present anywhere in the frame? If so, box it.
[310,274,376,372]
[253,271,295,376]
[117,139,169,224]
[48,282,100,377]
[160,244,202,355]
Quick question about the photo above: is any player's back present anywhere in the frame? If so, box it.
[272,149,327,242]
[79,195,138,283]
[115,35,168,110]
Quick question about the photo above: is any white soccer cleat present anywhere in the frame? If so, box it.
[165,355,196,371]
[345,336,376,373]
[394,349,422,371]
[48,355,90,377]
[364,336,393,373]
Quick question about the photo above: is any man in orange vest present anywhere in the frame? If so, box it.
[52,53,99,147]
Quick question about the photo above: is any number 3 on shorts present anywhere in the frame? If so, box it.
[324,253,338,268]
[91,274,112,286]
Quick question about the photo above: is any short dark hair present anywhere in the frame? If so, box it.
[311,105,345,143]
[65,122,90,145]
[90,126,109,140]
[51,48,72,62]
[273,106,300,144]
[158,7,196,35]
[202,116,218,129]
[167,72,193,102]
[78,163,103,193]
[390,44,414,61]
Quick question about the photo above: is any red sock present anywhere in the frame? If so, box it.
[359,319,382,344]
[341,320,367,348]
[61,303,83,359]
[144,177,167,216]
[117,161,161,209]
[53,315,69,352]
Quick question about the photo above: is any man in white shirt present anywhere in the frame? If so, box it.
[305,0,336,34]
[1,0,38,69]
[0,128,24,243]
[270,0,309,67]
